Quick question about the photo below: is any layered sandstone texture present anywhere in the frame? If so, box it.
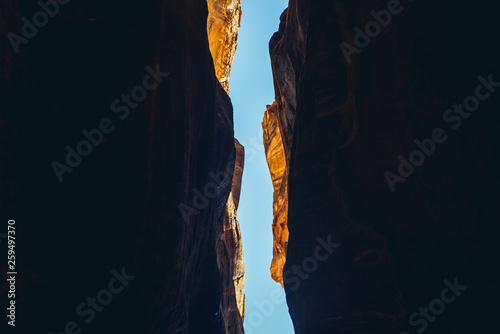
[263,101,290,285]
[0,0,243,333]
[265,0,500,333]
[207,0,242,93]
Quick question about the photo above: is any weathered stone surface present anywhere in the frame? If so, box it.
[0,0,243,333]
[207,0,242,93]
[263,4,308,286]
[263,101,290,285]
[206,1,246,329]
[217,138,245,334]
[266,0,500,333]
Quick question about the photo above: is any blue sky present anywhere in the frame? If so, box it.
[229,0,294,333]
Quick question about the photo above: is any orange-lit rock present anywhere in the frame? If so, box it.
[262,101,290,285]
[262,11,301,285]
[207,0,242,93]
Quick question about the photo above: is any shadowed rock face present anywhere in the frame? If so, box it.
[265,0,500,333]
[206,0,245,330]
[0,0,243,333]
[217,138,245,334]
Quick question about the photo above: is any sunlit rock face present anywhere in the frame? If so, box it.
[207,0,242,93]
[263,101,290,285]
[262,5,304,286]
[0,0,243,333]
[267,0,500,333]
[262,5,305,285]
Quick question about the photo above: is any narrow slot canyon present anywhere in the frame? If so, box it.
[1,0,499,333]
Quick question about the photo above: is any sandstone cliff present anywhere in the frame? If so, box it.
[206,0,246,329]
[263,101,290,285]
[263,5,305,286]
[265,0,500,333]
[0,0,243,333]
[207,0,242,93]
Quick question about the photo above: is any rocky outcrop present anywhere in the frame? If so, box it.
[263,4,308,286]
[207,0,242,93]
[0,0,243,333]
[265,0,500,333]
[263,101,290,285]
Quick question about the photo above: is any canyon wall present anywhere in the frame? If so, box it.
[207,0,242,93]
[264,0,500,333]
[0,0,243,333]
[207,0,245,330]
[263,101,290,285]
[217,139,246,333]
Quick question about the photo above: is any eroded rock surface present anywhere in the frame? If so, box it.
[265,0,500,333]
[0,0,243,333]
[263,101,290,285]
[217,139,245,334]
[206,1,246,330]
[207,0,242,93]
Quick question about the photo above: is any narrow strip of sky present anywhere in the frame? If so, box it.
[229,0,294,333]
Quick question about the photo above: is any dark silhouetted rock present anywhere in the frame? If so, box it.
[264,0,500,333]
[0,0,244,333]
